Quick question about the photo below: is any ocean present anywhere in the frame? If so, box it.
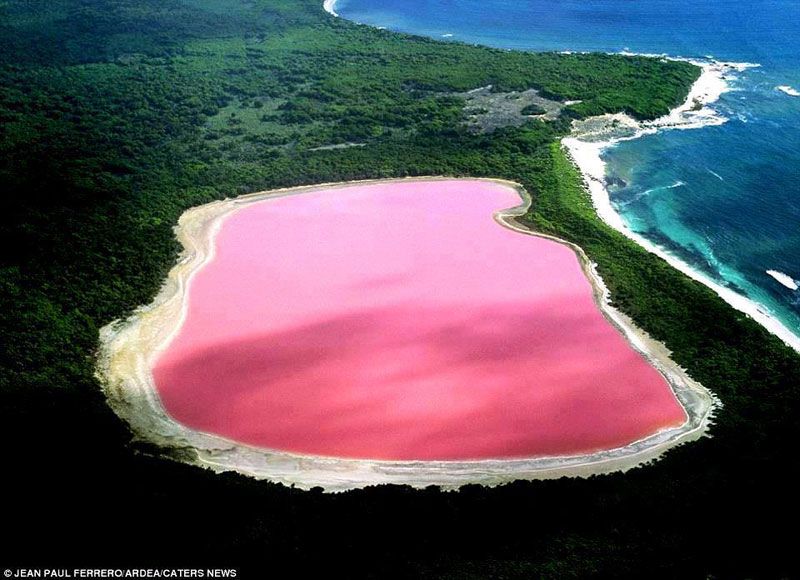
[331,0,800,348]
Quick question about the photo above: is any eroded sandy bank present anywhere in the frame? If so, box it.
[96,177,716,492]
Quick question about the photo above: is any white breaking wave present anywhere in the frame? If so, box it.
[665,180,685,190]
[767,270,799,291]
[620,181,685,207]
[776,85,800,97]
[642,180,685,196]
[707,168,724,181]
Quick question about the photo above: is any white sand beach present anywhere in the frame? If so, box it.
[323,0,338,17]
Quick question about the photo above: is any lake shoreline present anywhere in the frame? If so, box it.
[96,177,716,492]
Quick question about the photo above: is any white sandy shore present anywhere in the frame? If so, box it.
[563,57,800,353]
[323,0,338,17]
[97,177,716,492]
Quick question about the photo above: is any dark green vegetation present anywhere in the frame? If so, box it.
[1,0,798,578]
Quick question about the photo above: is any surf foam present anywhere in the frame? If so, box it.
[767,270,799,291]
[776,85,800,97]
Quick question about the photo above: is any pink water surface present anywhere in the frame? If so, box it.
[153,180,686,461]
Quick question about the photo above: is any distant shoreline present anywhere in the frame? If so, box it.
[97,177,716,492]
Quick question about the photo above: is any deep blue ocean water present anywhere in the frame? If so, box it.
[335,0,800,342]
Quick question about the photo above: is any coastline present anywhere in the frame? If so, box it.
[562,58,800,353]
[96,177,716,492]
[323,0,338,17]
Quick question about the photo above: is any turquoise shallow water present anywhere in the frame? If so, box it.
[335,0,800,340]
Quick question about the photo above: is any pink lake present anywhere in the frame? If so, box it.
[153,180,686,461]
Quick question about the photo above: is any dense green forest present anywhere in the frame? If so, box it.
[2,0,798,577]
